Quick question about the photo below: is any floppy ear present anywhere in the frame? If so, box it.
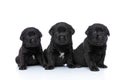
[49,26,55,36]
[20,30,26,41]
[38,31,42,38]
[85,26,92,35]
[105,27,110,36]
[69,26,75,35]
[66,23,75,35]
[33,28,42,38]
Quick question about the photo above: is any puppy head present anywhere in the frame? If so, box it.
[49,22,75,45]
[20,27,42,47]
[85,23,110,46]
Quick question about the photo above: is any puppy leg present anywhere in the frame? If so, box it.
[97,52,107,68]
[89,62,99,71]
[34,45,43,65]
[66,46,75,68]
[84,52,99,71]
[44,49,55,70]
[42,52,47,67]
[18,49,27,70]
[19,55,27,70]
[34,53,42,65]
[27,56,39,66]
[66,54,75,68]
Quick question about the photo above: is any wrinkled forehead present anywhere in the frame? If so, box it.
[54,24,69,32]
[93,26,105,32]
[26,29,38,36]
[27,31,36,36]
[57,26,67,32]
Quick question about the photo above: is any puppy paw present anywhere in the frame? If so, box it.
[67,64,76,68]
[75,65,82,68]
[45,65,54,70]
[19,66,27,70]
[98,64,108,68]
[43,64,47,68]
[90,67,99,71]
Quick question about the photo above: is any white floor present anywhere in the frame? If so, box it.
[1,62,119,80]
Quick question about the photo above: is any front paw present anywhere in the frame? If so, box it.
[45,65,54,70]
[90,66,99,71]
[19,65,27,70]
[67,64,76,68]
[98,64,108,68]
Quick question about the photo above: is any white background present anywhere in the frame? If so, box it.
[0,0,120,80]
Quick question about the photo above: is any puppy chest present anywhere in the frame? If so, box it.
[53,52,66,64]
[53,51,65,59]
[90,52,102,62]
[59,52,65,59]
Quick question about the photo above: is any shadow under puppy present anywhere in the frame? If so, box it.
[73,23,110,71]
[15,27,43,70]
[44,22,75,70]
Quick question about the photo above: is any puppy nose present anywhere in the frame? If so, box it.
[60,36,64,38]
[97,35,102,40]
[30,39,34,43]
[59,35,65,39]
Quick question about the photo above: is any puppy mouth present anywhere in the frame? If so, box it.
[58,36,67,43]
[93,41,105,46]
[55,39,68,45]
[59,39,67,43]
[92,37,107,45]
[24,41,40,48]
[96,42,102,45]
[59,41,67,44]
[59,38,66,42]
[26,44,39,47]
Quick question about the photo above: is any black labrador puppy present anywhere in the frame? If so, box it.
[15,27,43,70]
[73,23,110,71]
[44,22,75,70]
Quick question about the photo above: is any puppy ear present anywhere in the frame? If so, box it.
[66,23,75,35]
[85,26,92,35]
[69,26,75,35]
[20,30,26,41]
[34,28,42,38]
[49,26,55,36]
[105,27,110,36]
[39,31,42,38]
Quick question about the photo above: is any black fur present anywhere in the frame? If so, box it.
[73,23,110,71]
[15,27,44,70]
[43,22,75,70]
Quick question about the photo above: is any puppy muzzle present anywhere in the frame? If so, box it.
[29,39,34,43]
[58,35,66,42]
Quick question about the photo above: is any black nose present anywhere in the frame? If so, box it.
[96,35,103,40]
[60,35,65,38]
[30,39,34,43]
[59,35,66,40]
